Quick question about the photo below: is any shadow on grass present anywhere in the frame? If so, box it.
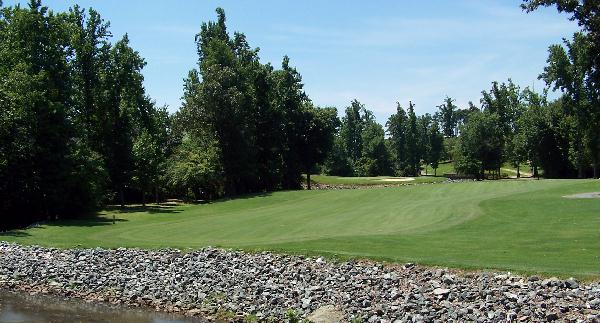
[0,230,31,238]
[41,215,129,228]
[203,191,274,205]
[50,204,186,228]
[104,204,182,214]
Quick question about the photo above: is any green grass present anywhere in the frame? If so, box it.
[427,161,455,175]
[310,175,446,185]
[427,161,532,177]
[2,179,600,278]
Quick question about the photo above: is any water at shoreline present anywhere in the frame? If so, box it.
[0,289,204,323]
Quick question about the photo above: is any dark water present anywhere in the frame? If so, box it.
[0,290,204,323]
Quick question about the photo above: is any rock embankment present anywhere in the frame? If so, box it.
[302,179,471,190]
[0,242,598,322]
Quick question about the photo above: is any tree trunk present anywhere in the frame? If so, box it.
[534,166,539,180]
[142,190,146,207]
[517,164,520,179]
[119,187,125,208]
[425,165,428,176]
[306,173,311,190]
[434,168,437,177]
[155,186,159,204]
[594,164,598,179]
[576,137,585,178]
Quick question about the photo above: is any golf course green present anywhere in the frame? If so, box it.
[2,179,600,278]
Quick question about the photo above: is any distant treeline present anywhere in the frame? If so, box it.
[1,0,598,230]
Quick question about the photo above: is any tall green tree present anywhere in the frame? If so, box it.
[340,99,365,166]
[68,5,110,147]
[272,56,309,189]
[187,8,258,195]
[455,111,504,179]
[252,62,284,191]
[102,34,147,206]
[131,103,170,205]
[404,102,420,176]
[296,105,338,189]
[479,80,523,175]
[522,0,600,89]
[386,102,408,175]
[480,80,522,136]
[417,114,433,174]
[428,121,444,176]
[0,1,97,228]
[323,136,353,176]
[437,96,457,137]
[166,134,224,201]
[356,120,392,177]
[540,32,596,177]
[180,8,333,194]
[524,0,600,178]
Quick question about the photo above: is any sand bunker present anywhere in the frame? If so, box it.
[563,192,600,199]
[378,177,415,182]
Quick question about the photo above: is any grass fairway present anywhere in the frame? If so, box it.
[427,161,532,177]
[2,179,600,278]
[310,175,446,185]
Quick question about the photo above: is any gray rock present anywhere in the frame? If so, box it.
[0,241,596,322]
[503,292,519,301]
[302,297,312,309]
[564,278,579,289]
[541,277,560,287]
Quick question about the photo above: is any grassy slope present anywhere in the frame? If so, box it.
[431,161,455,175]
[431,161,533,177]
[2,180,600,278]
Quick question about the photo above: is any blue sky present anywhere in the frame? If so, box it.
[6,0,578,123]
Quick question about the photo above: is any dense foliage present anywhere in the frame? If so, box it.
[0,1,169,229]
[0,3,337,230]
[175,9,337,196]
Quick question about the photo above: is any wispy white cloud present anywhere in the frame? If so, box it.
[267,1,578,124]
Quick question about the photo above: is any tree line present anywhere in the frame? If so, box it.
[172,8,337,197]
[324,66,598,180]
[0,2,337,230]
[0,0,172,229]
[322,0,600,180]
[1,1,598,230]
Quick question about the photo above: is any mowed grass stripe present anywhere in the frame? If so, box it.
[2,179,599,278]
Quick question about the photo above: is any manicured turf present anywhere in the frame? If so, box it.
[2,179,600,278]
[428,161,533,178]
[310,175,446,185]
[429,161,455,175]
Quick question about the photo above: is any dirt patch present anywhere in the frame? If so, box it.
[563,192,600,199]
[378,177,415,182]
[307,305,344,323]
